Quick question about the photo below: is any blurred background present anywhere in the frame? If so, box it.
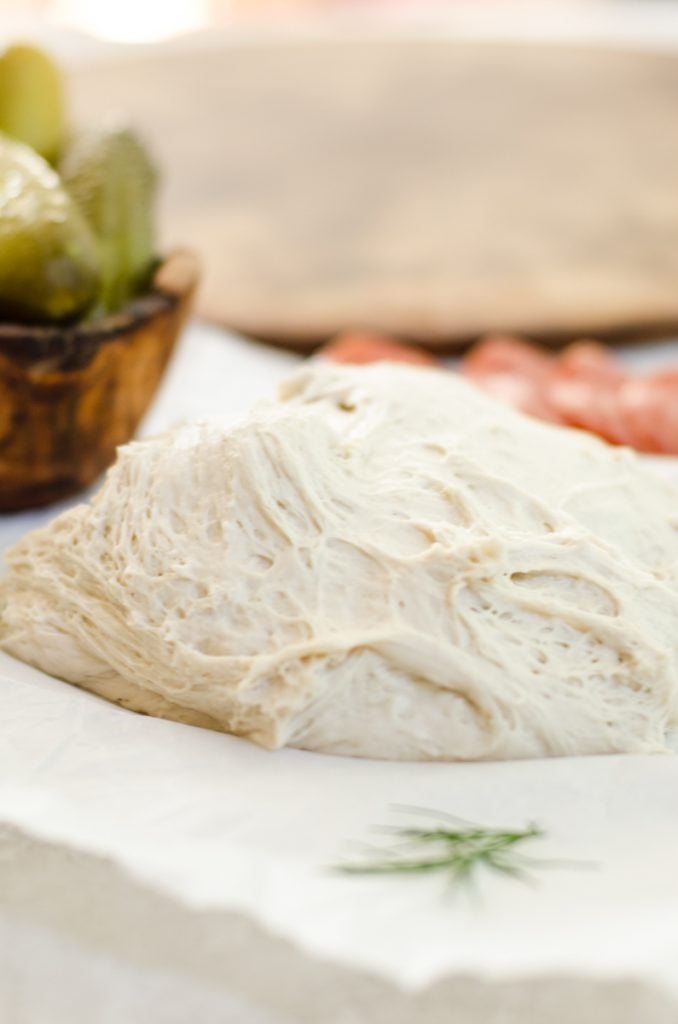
[4,0,678,352]
[4,0,678,49]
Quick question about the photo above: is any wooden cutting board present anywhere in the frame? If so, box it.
[70,39,678,351]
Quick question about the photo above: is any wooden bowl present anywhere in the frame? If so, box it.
[0,250,199,513]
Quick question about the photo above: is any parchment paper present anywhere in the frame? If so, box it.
[1,650,678,997]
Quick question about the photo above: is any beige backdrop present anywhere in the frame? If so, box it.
[71,40,678,350]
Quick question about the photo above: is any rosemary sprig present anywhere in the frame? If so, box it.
[336,807,546,887]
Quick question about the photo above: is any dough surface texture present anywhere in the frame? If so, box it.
[2,362,678,761]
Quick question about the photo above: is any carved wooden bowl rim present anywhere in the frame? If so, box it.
[0,249,200,373]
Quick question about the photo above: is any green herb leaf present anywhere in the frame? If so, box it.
[336,807,546,887]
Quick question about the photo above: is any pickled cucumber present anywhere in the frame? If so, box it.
[0,136,100,323]
[0,44,65,164]
[60,122,157,315]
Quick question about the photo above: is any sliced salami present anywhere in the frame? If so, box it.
[320,332,439,366]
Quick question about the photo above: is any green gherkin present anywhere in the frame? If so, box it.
[0,44,66,164]
[0,135,100,323]
[60,121,157,316]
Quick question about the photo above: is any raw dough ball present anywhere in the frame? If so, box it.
[2,362,678,760]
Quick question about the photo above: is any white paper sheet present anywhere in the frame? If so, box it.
[1,650,678,998]
[2,325,678,1008]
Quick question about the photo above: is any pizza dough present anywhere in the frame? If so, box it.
[2,362,678,761]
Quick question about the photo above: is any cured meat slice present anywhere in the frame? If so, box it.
[461,335,563,422]
[320,332,439,366]
[462,334,553,380]
[554,341,626,384]
[546,376,634,447]
[619,371,678,455]
[546,341,633,447]
[462,336,678,453]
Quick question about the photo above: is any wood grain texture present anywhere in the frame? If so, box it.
[71,40,678,350]
[0,251,198,512]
